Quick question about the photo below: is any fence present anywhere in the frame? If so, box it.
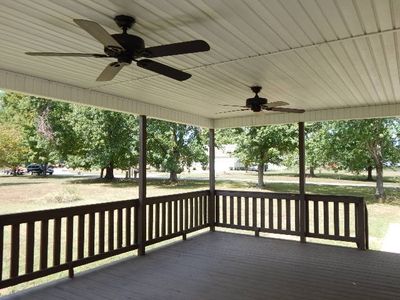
[0,189,368,289]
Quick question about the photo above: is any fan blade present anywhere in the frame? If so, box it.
[262,101,289,108]
[216,108,249,114]
[96,62,124,81]
[144,40,210,58]
[220,104,247,108]
[270,107,305,113]
[26,52,109,57]
[137,59,191,81]
[73,19,123,50]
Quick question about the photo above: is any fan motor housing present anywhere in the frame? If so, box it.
[246,97,267,112]
[105,34,145,58]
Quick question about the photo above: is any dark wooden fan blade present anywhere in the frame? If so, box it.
[216,108,249,114]
[270,107,305,113]
[263,101,289,108]
[26,52,109,57]
[137,59,191,81]
[220,104,247,108]
[96,62,124,81]
[74,19,123,50]
[144,40,210,58]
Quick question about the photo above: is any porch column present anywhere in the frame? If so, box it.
[209,128,216,231]
[138,115,147,255]
[299,122,306,243]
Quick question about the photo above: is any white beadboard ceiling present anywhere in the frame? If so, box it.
[1,0,400,128]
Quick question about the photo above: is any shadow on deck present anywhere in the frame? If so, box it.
[3,231,400,300]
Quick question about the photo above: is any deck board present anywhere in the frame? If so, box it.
[3,232,400,300]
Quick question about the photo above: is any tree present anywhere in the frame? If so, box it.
[233,125,297,187]
[66,107,139,180]
[147,120,207,182]
[305,123,329,177]
[323,118,400,202]
[0,124,28,174]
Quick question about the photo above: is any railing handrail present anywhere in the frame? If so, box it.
[215,189,300,200]
[0,199,138,225]
[306,194,364,203]
[146,190,210,205]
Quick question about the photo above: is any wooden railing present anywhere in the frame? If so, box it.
[214,190,368,250]
[0,189,368,290]
[0,200,138,289]
[215,190,301,236]
[146,190,210,245]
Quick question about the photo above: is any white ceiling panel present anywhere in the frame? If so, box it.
[0,0,399,128]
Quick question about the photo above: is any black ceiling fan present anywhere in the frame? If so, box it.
[26,15,210,81]
[218,86,305,114]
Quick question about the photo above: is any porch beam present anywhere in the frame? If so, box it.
[138,115,147,255]
[209,128,216,231]
[299,122,306,243]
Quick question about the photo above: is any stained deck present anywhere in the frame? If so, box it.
[3,232,400,300]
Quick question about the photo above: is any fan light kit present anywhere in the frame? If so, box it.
[218,86,305,114]
[26,15,210,81]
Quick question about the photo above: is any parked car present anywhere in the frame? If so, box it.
[26,164,54,175]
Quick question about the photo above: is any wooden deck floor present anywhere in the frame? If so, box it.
[3,231,400,300]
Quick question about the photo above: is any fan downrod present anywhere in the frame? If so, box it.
[251,86,262,94]
[114,15,136,33]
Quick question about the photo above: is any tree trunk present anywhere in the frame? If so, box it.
[372,145,385,202]
[309,166,316,178]
[104,163,114,180]
[366,165,373,181]
[100,168,104,179]
[12,167,17,176]
[42,163,48,177]
[375,162,385,202]
[257,163,265,188]
[169,171,178,183]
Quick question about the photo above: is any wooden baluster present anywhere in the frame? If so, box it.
[168,201,173,235]
[215,195,220,224]
[286,199,291,232]
[10,224,20,278]
[261,198,265,229]
[222,195,227,225]
[99,211,105,253]
[26,222,35,273]
[174,200,178,232]
[155,203,160,238]
[203,195,208,225]
[88,213,95,256]
[117,209,123,248]
[295,199,300,232]
[334,201,339,236]
[277,199,282,230]
[148,204,153,241]
[162,202,166,236]
[185,198,189,231]
[230,196,234,225]
[190,197,194,229]
[180,199,184,233]
[40,220,49,270]
[0,225,3,281]
[323,201,329,236]
[245,197,249,227]
[108,210,114,251]
[134,206,138,245]
[313,201,319,234]
[195,197,199,227]
[268,198,273,229]
[344,202,350,237]
[77,215,85,259]
[252,197,257,229]
[66,216,73,264]
[237,197,242,226]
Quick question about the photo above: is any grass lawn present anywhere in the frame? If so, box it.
[0,172,399,295]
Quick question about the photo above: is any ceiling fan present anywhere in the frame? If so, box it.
[26,15,210,81]
[218,86,305,114]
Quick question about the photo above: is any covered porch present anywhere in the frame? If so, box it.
[0,0,399,299]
